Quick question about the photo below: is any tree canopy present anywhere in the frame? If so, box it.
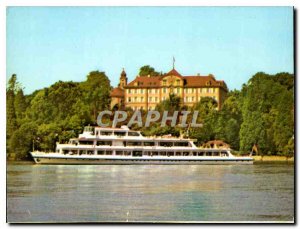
[6,70,294,160]
[6,71,112,160]
[139,65,160,77]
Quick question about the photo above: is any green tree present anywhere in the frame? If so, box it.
[9,122,38,160]
[14,89,27,125]
[155,93,181,112]
[189,97,218,145]
[6,74,21,155]
[81,71,112,122]
[139,65,160,76]
[239,72,294,155]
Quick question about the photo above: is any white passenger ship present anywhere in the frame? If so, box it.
[30,126,253,164]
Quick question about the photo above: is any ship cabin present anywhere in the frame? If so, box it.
[57,126,232,158]
[78,126,143,139]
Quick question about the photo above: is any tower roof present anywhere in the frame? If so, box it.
[165,68,182,77]
[121,68,127,78]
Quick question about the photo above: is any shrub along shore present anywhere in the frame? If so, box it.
[251,155,294,162]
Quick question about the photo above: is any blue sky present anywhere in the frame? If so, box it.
[6,7,293,94]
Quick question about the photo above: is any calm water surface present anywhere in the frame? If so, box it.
[7,162,294,223]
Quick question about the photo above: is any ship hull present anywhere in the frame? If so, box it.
[31,154,253,165]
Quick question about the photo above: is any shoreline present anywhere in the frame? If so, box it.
[251,155,294,162]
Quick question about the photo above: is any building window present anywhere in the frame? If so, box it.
[199,88,202,93]
[177,88,180,93]
[134,89,137,94]
[134,97,137,102]
[141,97,144,102]
[128,89,131,94]
[149,97,152,102]
[155,97,158,102]
[141,89,144,94]
[176,79,180,86]
[191,88,194,93]
[191,97,194,102]
[163,80,166,86]
[128,97,131,102]
[213,88,215,93]
[163,88,167,93]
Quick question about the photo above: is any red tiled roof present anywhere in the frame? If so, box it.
[124,69,227,90]
[110,87,124,97]
[165,68,182,77]
[126,76,161,88]
[184,76,225,87]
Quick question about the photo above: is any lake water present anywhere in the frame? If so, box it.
[7,162,294,223]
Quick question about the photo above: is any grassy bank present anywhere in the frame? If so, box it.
[251,155,294,162]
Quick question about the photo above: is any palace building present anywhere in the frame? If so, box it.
[110,67,228,111]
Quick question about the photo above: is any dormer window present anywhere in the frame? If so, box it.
[206,81,211,86]
[163,80,167,86]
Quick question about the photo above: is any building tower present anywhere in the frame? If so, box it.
[119,68,128,89]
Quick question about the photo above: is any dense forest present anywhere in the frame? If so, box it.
[6,67,294,160]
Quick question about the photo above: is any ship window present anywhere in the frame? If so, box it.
[101,131,113,136]
[126,141,142,146]
[159,142,173,147]
[198,152,204,156]
[151,152,159,156]
[87,150,94,155]
[167,152,174,157]
[63,150,69,155]
[133,151,143,157]
[97,141,112,146]
[124,151,131,156]
[105,151,113,155]
[144,141,155,146]
[97,150,105,155]
[221,151,228,157]
[193,152,197,156]
[128,131,140,136]
[79,140,93,145]
[175,152,182,156]
[114,131,126,136]
[79,150,87,155]
[174,141,189,147]
[116,151,123,155]
[183,152,190,156]
[70,139,78,145]
[70,150,77,155]
[84,126,95,133]
[213,152,219,156]
[206,152,212,156]
[159,152,167,156]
